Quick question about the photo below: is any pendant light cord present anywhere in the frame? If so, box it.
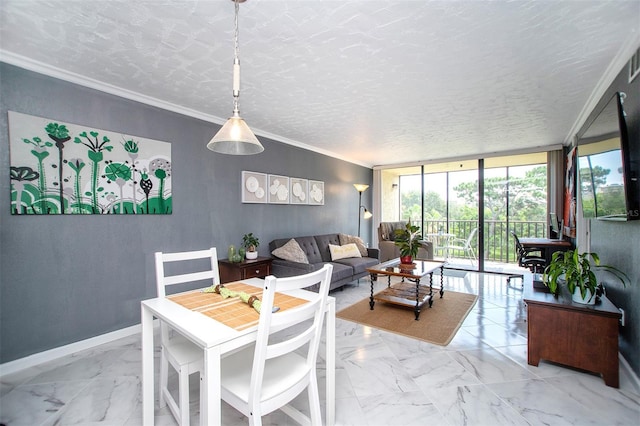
[232,0,241,115]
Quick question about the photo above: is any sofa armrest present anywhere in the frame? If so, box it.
[270,258,319,278]
[416,240,434,260]
[366,247,379,260]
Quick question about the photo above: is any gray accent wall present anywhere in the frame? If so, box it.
[0,63,373,363]
[580,55,640,377]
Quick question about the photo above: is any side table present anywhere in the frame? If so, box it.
[218,256,273,284]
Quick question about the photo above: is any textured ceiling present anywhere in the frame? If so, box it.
[1,0,639,167]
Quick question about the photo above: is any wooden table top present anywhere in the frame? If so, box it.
[367,258,445,279]
[519,238,572,248]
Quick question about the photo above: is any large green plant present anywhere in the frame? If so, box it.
[393,222,422,258]
[543,250,629,302]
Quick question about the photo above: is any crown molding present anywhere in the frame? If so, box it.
[0,50,372,169]
[564,32,640,147]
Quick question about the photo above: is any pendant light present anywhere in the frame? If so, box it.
[207,0,264,155]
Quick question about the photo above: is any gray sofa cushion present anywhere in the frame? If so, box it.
[314,234,342,262]
[333,256,379,275]
[327,262,355,282]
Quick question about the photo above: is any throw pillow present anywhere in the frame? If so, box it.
[339,233,368,257]
[329,243,362,261]
[271,239,309,264]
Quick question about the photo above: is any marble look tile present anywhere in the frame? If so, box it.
[99,347,144,378]
[25,347,128,385]
[450,348,537,384]
[334,396,368,426]
[461,323,528,348]
[54,376,140,424]
[379,330,444,359]
[488,378,619,425]
[0,380,90,426]
[443,328,491,352]
[336,330,393,362]
[424,383,529,425]
[359,391,446,426]
[342,355,420,397]
[545,374,640,425]
[401,351,481,390]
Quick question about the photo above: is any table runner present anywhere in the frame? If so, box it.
[168,281,308,331]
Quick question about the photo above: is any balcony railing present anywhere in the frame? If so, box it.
[422,219,547,264]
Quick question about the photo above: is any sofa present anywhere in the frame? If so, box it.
[269,233,380,292]
[377,221,433,262]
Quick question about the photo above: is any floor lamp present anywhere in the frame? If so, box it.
[354,184,373,237]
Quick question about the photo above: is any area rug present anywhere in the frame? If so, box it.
[337,290,478,346]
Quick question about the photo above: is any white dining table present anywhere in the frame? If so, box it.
[141,277,336,426]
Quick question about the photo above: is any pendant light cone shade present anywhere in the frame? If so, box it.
[207,0,264,155]
[207,112,264,155]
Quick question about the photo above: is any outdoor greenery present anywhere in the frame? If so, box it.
[399,165,548,263]
[579,165,623,218]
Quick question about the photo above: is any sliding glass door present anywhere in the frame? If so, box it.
[380,152,548,273]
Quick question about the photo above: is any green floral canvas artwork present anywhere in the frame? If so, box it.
[9,111,172,215]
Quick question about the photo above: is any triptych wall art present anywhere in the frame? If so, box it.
[242,171,324,205]
[8,111,172,215]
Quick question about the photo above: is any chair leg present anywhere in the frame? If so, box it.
[159,349,168,408]
[179,368,190,426]
[307,374,322,426]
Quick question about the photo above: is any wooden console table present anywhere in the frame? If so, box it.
[524,282,621,387]
[218,256,272,284]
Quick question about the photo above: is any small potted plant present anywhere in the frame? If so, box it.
[394,221,422,264]
[543,250,629,305]
[242,233,260,260]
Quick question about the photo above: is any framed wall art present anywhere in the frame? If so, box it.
[8,111,172,215]
[242,171,267,203]
[268,175,290,204]
[289,178,308,205]
[308,180,325,205]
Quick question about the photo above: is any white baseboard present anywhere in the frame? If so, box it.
[0,323,153,376]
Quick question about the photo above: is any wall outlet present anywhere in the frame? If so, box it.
[619,308,625,327]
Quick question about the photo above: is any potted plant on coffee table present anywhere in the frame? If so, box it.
[543,249,629,305]
[394,221,422,265]
[242,233,260,260]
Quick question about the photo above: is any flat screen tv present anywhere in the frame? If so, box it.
[577,91,638,221]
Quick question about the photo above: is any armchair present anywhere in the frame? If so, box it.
[377,221,433,262]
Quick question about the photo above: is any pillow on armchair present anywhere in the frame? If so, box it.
[378,221,407,242]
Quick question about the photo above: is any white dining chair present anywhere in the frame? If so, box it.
[219,263,333,426]
[154,247,220,426]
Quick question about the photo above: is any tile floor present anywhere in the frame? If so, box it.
[1,271,639,425]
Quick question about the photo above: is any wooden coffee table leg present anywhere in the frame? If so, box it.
[369,273,377,310]
[439,265,445,298]
[414,278,421,320]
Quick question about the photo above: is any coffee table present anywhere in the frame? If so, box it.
[366,258,446,320]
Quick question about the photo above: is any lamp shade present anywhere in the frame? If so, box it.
[363,208,373,219]
[207,113,264,155]
[353,184,369,193]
